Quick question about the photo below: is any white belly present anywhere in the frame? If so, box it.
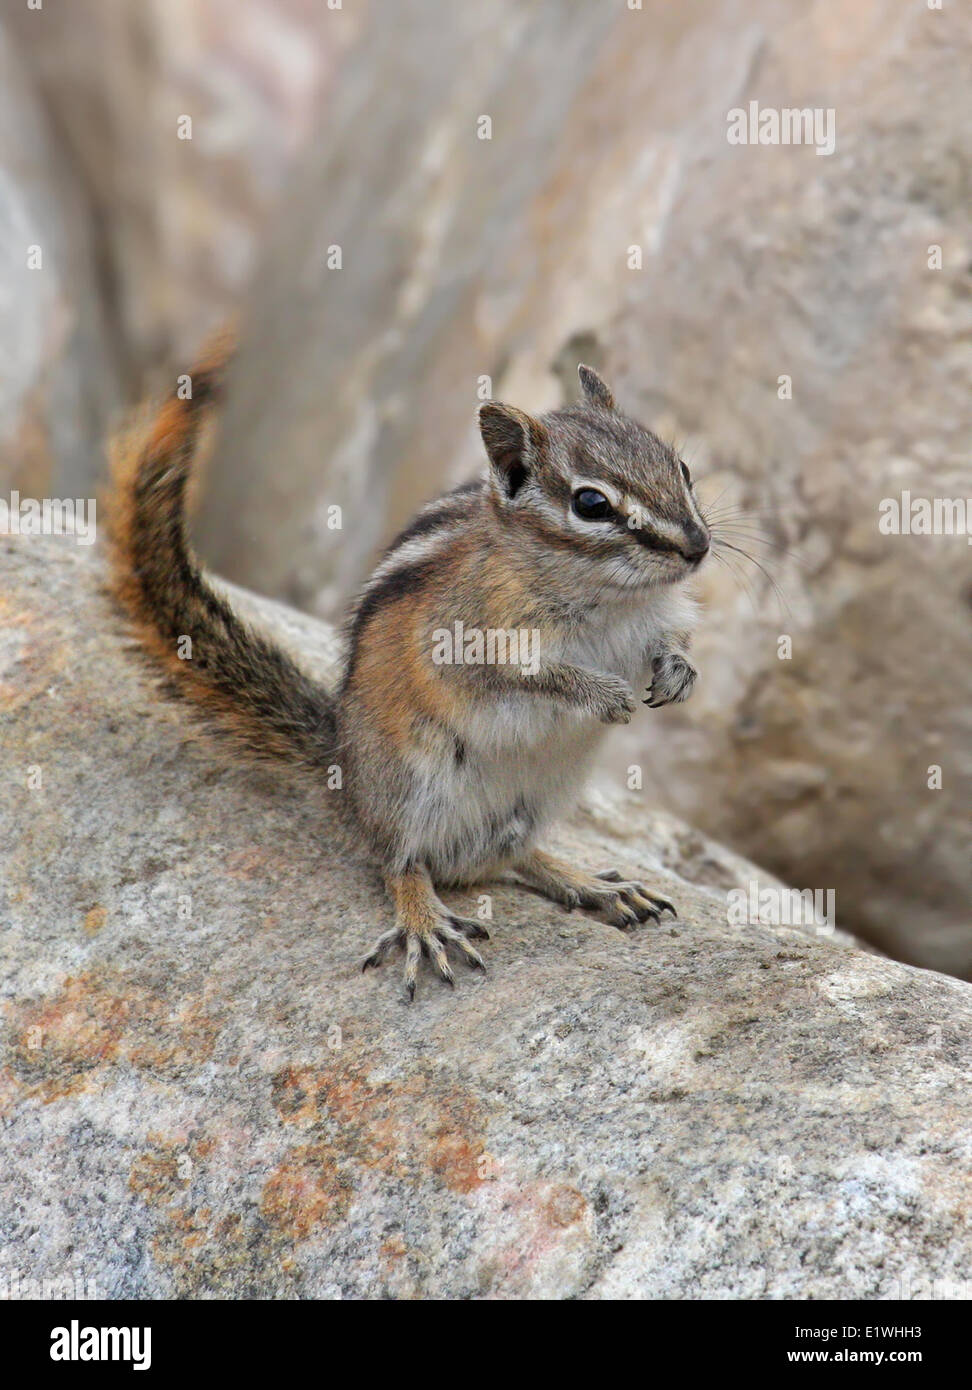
[396,585,697,879]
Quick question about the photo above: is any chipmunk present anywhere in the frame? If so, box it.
[108,334,709,999]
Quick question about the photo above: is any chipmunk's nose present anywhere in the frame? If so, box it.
[682,523,710,562]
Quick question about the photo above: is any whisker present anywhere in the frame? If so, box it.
[709,519,778,536]
[703,504,790,524]
[711,542,764,609]
[712,538,792,620]
[696,483,735,514]
[717,535,804,562]
[710,523,803,555]
[710,549,762,617]
[704,510,809,569]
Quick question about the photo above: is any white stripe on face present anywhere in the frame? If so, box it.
[681,476,708,532]
[618,497,688,547]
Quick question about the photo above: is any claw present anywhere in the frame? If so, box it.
[460,946,486,973]
[620,887,661,921]
[448,914,490,941]
[362,904,490,999]
[437,920,488,972]
[360,926,400,971]
[518,852,677,941]
[631,886,677,919]
[625,900,656,924]
[403,933,422,998]
[649,895,677,919]
[593,870,678,924]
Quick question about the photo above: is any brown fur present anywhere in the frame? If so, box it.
[105,347,704,999]
[106,327,338,769]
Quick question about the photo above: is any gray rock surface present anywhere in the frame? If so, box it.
[1,538,969,1298]
[0,19,122,495]
[4,0,355,382]
[192,0,972,977]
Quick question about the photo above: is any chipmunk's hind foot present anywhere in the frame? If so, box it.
[515,849,677,930]
[595,868,677,924]
[360,867,487,1001]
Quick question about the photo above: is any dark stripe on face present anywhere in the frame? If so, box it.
[517,508,613,554]
[522,497,685,558]
[625,521,682,554]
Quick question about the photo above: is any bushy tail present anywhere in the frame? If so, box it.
[106,328,338,768]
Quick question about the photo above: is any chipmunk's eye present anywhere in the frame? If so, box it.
[572,488,613,521]
[680,461,691,486]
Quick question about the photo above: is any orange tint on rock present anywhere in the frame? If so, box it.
[269,1057,486,1194]
[543,1184,587,1229]
[83,906,107,936]
[428,1128,484,1194]
[260,1143,350,1239]
[6,968,225,1101]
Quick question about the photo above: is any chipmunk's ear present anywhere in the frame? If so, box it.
[478,401,547,500]
[578,364,615,410]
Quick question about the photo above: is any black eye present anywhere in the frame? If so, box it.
[572,488,613,521]
[680,462,692,486]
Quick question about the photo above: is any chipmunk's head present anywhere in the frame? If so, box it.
[479,365,708,592]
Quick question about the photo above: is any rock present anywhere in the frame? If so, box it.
[0,20,122,495]
[193,0,972,976]
[1,537,969,1299]
[195,0,619,612]
[4,0,357,382]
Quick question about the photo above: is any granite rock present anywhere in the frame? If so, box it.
[1,538,969,1299]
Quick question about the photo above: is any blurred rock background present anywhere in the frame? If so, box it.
[2,0,969,975]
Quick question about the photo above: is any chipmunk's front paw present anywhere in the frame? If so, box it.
[361,912,488,1001]
[644,653,697,708]
[594,674,637,724]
